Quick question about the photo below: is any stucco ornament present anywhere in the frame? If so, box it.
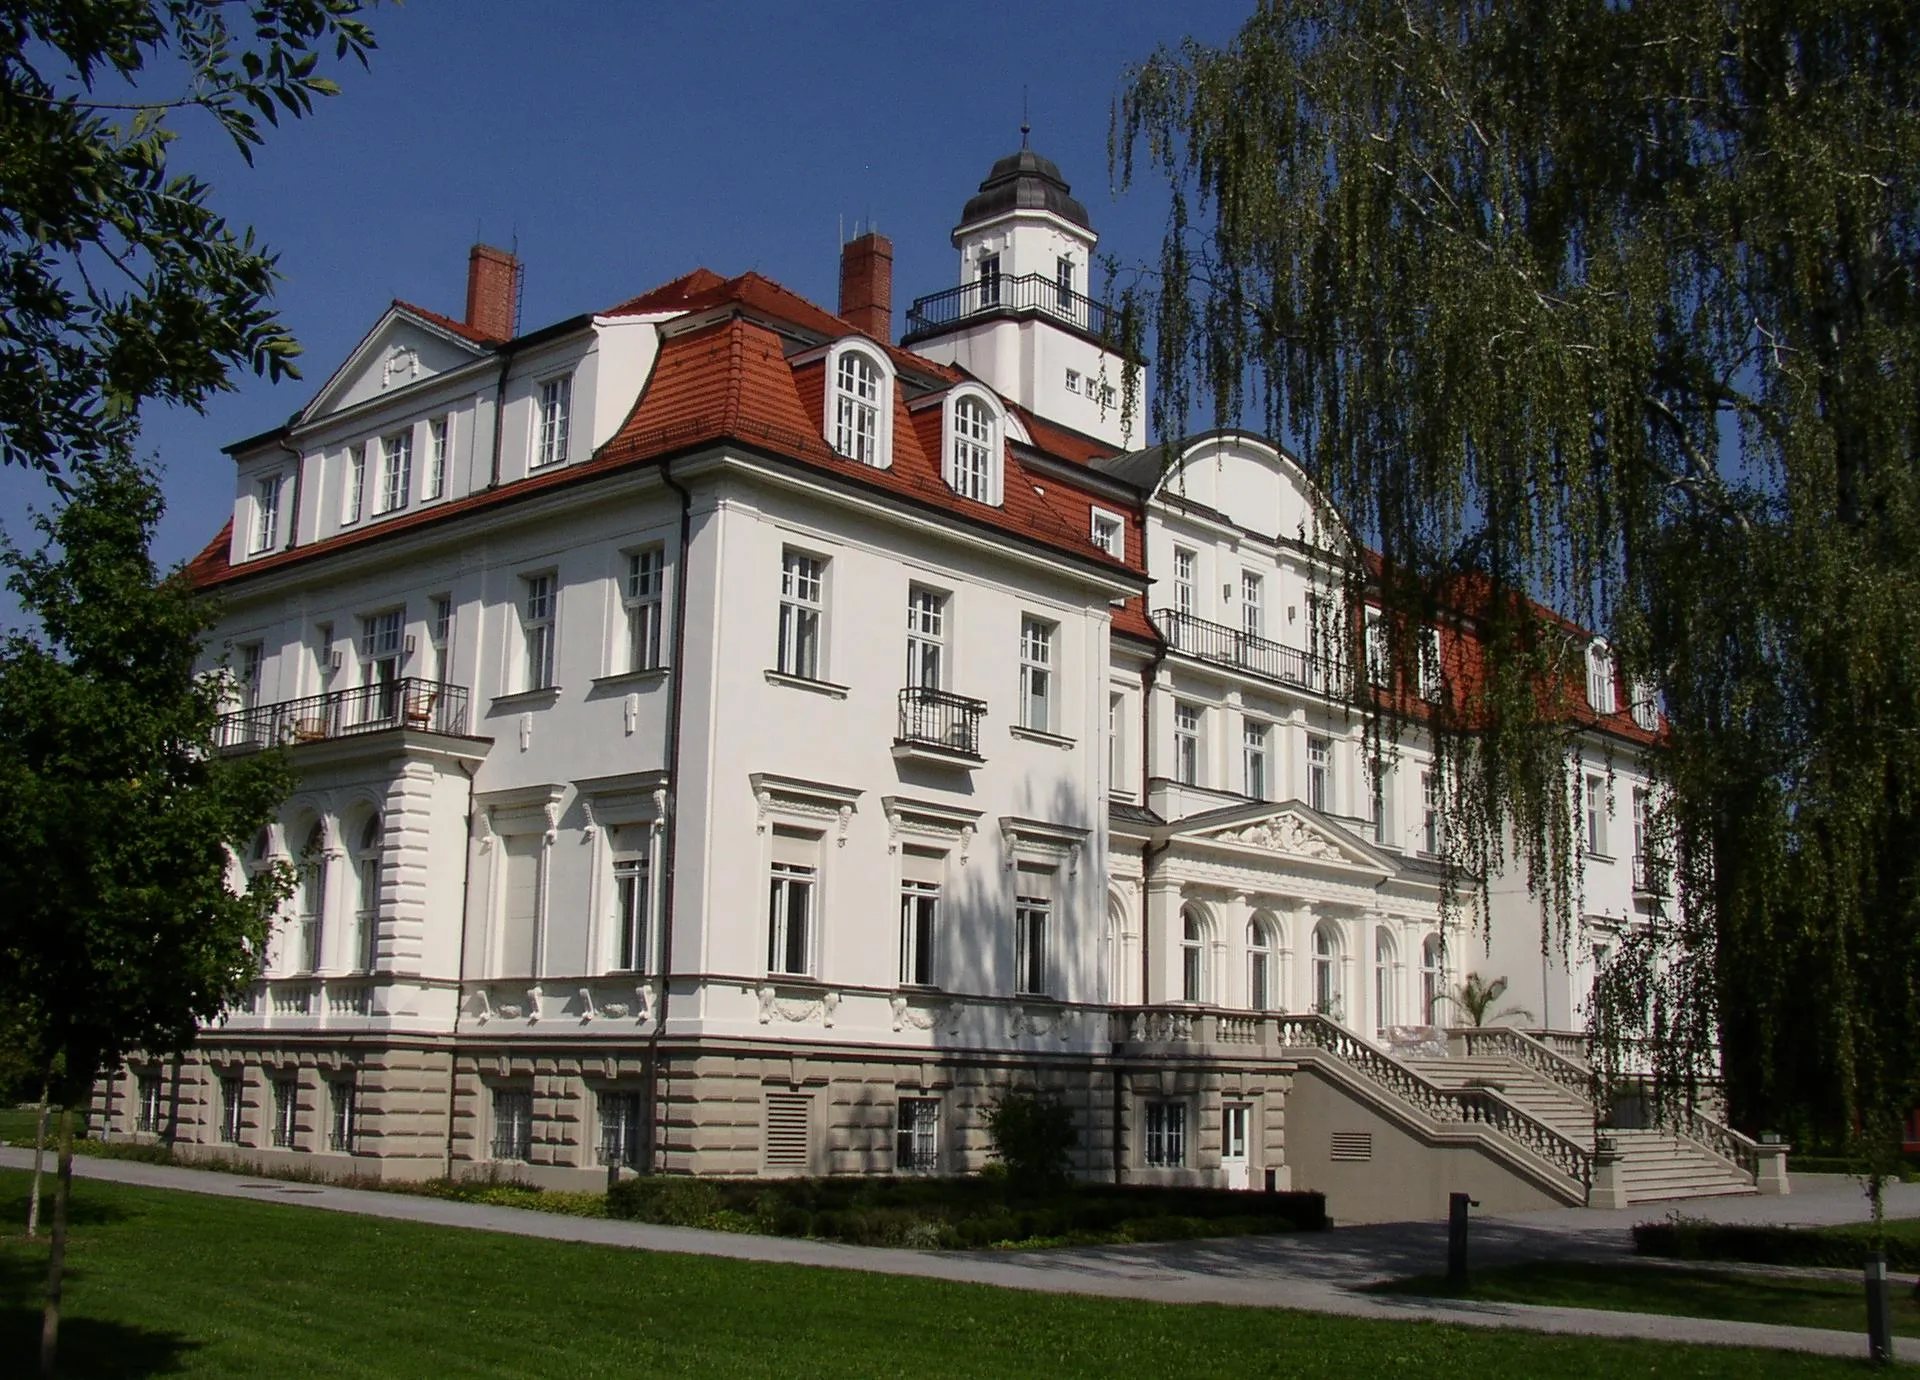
[1219,813,1344,861]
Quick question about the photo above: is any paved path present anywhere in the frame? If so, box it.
[5,1148,1915,1363]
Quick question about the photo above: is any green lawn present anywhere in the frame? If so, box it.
[0,1171,1887,1378]
[0,1107,43,1146]
[1375,1260,1920,1338]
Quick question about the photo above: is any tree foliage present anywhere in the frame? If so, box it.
[0,0,376,476]
[1117,0,1920,1169]
[984,1088,1078,1194]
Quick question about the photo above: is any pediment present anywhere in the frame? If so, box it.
[1184,805,1391,873]
[298,307,491,425]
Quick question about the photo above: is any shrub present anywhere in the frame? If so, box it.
[606,1175,723,1227]
[1633,1220,1920,1272]
[983,1089,1077,1194]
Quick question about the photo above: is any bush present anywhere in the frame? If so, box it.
[606,1174,724,1227]
[1633,1220,1920,1272]
[983,1089,1077,1194]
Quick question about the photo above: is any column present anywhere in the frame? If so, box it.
[1143,874,1183,1005]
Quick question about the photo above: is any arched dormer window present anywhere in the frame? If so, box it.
[1585,639,1617,715]
[943,386,1004,505]
[825,341,892,468]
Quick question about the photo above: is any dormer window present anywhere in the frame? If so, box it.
[1631,677,1659,731]
[250,474,282,555]
[1090,508,1124,559]
[943,387,1003,505]
[1586,640,1617,714]
[535,374,572,470]
[824,341,893,468]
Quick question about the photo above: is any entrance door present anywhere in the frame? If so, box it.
[1222,1103,1251,1190]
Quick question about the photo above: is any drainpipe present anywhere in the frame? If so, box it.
[443,758,479,1179]
[485,346,515,491]
[649,456,695,1174]
[276,436,304,551]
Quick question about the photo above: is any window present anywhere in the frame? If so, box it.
[1108,692,1125,787]
[1243,719,1270,800]
[492,1089,533,1161]
[899,852,941,986]
[295,820,326,974]
[425,416,449,499]
[136,1073,163,1135]
[1632,787,1651,865]
[613,854,651,972]
[1369,761,1390,844]
[977,252,1001,307]
[1144,1101,1187,1167]
[1065,368,1081,394]
[1584,773,1609,855]
[1014,865,1052,996]
[352,813,381,973]
[1055,255,1074,308]
[237,641,264,709]
[377,429,412,514]
[1631,677,1659,731]
[1019,617,1054,732]
[1312,925,1340,1017]
[1247,919,1274,1011]
[1307,736,1330,813]
[220,1075,244,1144]
[272,1077,297,1148]
[624,548,665,673]
[498,833,542,976]
[1091,509,1124,559]
[523,574,556,691]
[251,474,282,553]
[1421,935,1446,1023]
[777,550,825,679]
[1174,702,1201,786]
[948,395,994,501]
[1180,908,1206,1003]
[833,350,883,464]
[1418,627,1444,701]
[767,838,816,977]
[1173,547,1196,617]
[329,1080,358,1153]
[905,586,944,689]
[342,444,366,524]
[896,1098,940,1173]
[1422,771,1440,854]
[598,1090,644,1168]
[1241,571,1263,638]
[428,597,453,683]
[1586,640,1617,714]
[1364,607,1388,686]
[359,607,403,694]
[535,374,572,469]
[1374,929,1396,1037]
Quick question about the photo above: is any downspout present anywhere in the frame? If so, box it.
[485,345,515,491]
[650,455,695,1174]
[443,758,480,1179]
[276,436,304,551]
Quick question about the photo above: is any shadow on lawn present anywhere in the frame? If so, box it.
[0,1254,199,1377]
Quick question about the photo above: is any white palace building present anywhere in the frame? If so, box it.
[96,149,1782,1220]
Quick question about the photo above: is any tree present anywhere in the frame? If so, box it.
[984,1088,1078,1195]
[1116,0,1920,1201]
[1447,973,1532,1029]
[0,1,376,479]
[0,452,294,1373]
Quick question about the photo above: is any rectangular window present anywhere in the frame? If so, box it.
[136,1073,162,1135]
[492,1089,533,1161]
[896,1098,940,1173]
[1091,510,1124,560]
[1584,774,1608,856]
[767,842,815,977]
[1418,627,1444,701]
[359,608,403,686]
[624,548,665,673]
[834,352,883,463]
[1308,735,1330,813]
[342,444,366,525]
[1173,547,1196,617]
[272,1077,297,1148]
[1174,702,1201,786]
[598,1090,644,1168]
[237,641,264,709]
[220,1075,244,1144]
[1014,864,1052,997]
[905,586,944,690]
[426,416,449,499]
[1019,617,1054,732]
[977,252,1001,307]
[251,474,281,553]
[899,875,939,987]
[1109,691,1125,788]
[1364,607,1388,686]
[1241,571,1263,638]
[1055,255,1074,309]
[1244,719,1270,800]
[1144,1101,1187,1167]
[428,596,453,683]
[613,853,651,972]
[1370,762,1391,844]
[777,550,825,680]
[1065,368,1081,394]
[535,374,572,469]
[377,429,412,514]
[523,574,556,691]
[1422,771,1440,854]
[329,1080,357,1153]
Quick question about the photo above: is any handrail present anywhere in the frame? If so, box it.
[217,677,469,749]
[1681,1106,1761,1178]
[903,272,1115,342]
[896,685,987,759]
[1452,1025,1596,1101]
[1153,608,1333,694]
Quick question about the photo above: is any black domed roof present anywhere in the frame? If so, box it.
[959,148,1091,231]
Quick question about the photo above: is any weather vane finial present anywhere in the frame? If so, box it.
[1021,86,1030,149]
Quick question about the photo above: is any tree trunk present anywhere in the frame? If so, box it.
[39,1106,73,1379]
[26,1082,49,1238]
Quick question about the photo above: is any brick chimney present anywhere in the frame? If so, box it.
[465,244,520,342]
[838,232,893,342]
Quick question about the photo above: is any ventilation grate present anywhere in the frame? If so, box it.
[765,1093,812,1171]
[1330,1130,1373,1162]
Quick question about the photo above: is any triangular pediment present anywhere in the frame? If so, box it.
[1178,800,1394,874]
[298,306,492,425]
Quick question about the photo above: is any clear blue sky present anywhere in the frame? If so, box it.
[0,1,1252,574]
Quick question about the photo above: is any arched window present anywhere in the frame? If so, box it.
[1373,927,1397,1037]
[296,820,327,974]
[1312,924,1340,1019]
[948,395,995,501]
[1105,890,1127,1004]
[1586,640,1617,714]
[1630,677,1659,731]
[1180,906,1207,1003]
[351,813,382,973]
[831,348,885,465]
[1246,918,1273,1012]
[1421,934,1447,1024]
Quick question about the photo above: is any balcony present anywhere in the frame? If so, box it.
[1154,609,1331,694]
[1632,853,1671,897]
[894,686,986,765]
[216,677,470,750]
[902,273,1115,347]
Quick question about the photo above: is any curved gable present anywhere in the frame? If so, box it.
[1162,432,1348,553]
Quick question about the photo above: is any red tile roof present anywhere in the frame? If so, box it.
[392,299,500,346]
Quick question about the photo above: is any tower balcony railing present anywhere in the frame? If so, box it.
[903,272,1114,344]
[216,677,470,750]
[1154,608,1331,694]
[896,686,987,760]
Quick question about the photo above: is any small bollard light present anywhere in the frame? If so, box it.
[1446,1192,1481,1289]
[1865,1253,1895,1366]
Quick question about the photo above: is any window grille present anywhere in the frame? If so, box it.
[135,1074,162,1135]
[764,1093,811,1172]
[896,1098,940,1173]
[598,1090,645,1168]
[272,1078,298,1148]
[220,1076,244,1144]
[492,1089,533,1161]
[1144,1101,1186,1166]
[329,1081,358,1153]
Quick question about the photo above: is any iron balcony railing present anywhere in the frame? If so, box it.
[897,685,987,759]
[216,677,470,750]
[903,272,1115,343]
[1154,608,1332,694]
[1632,853,1671,897]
